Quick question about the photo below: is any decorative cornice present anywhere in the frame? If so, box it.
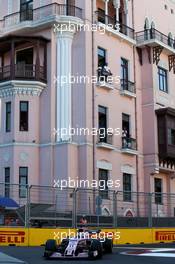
[0,80,47,98]
[0,15,83,38]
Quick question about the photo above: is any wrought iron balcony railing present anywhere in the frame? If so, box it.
[97,131,113,145]
[120,79,136,93]
[122,137,137,150]
[0,3,82,29]
[97,67,113,85]
[96,10,135,40]
[136,29,175,49]
[0,64,46,83]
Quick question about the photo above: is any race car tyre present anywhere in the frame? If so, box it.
[103,239,113,254]
[88,240,103,260]
[45,239,57,252]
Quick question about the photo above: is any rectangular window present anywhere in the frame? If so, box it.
[19,167,28,198]
[121,58,129,81]
[20,101,29,131]
[121,58,129,89]
[97,8,105,23]
[6,102,11,132]
[20,0,33,21]
[98,106,107,142]
[98,47,106,67]
[154,178,162,204]
[123,173,132,201]
[99,169,108,199]
[158,67,168,92]
[122,113,130,138]
[5,168,10,198]
[168,128,175,145]
[66,0,76,16]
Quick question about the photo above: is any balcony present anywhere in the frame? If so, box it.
[0,64,46,83]
[96,66,114,90]
[0,36,47,97]
[159,159,175,174]
[121,137,138,155]
[136,29,175,55]
[97,131,115,150]
[120,79,136,98]
[95,10,135,44]
[0,36,47,82]
[0,3,83,34]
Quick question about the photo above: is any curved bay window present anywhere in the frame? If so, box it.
[0,36,48,83]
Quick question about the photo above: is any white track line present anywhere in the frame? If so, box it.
[139,253,175,257]
[114,246,169,250]
[120,248,175,258]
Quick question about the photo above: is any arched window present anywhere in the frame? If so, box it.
[151,21,155,29]
[124,0,129,14]
[150,21,156,39]
[144,18,150,40]
[168,32,173,47]
[144,18,150,29]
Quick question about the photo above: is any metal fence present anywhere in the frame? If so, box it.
[0,183,175,228]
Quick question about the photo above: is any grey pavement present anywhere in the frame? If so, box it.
[0,252,26,264]
[1,245,175,264]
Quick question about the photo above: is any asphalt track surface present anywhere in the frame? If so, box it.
[1,244,175,264]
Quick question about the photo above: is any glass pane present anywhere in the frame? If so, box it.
[20,102,28,112]
[19,167,28,177]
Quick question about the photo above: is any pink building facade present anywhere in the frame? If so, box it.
[0,0,175,219]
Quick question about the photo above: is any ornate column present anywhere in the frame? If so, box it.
[10,40,15,80]
[8,0,13,15]
[124,0,129,27]
[56,30,75,142]
[36,40,40,81]
[113,0,120,29]
[104,0,109,24]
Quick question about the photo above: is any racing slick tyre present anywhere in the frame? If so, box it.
[44,239,57,259]
[88,240,103,260]
[103,239,113,254]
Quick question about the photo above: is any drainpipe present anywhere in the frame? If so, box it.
[91,0,96,214]
[132,0,140,216]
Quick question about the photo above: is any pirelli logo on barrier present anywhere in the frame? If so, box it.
[155,231,175,241]
[0,231,25,244]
